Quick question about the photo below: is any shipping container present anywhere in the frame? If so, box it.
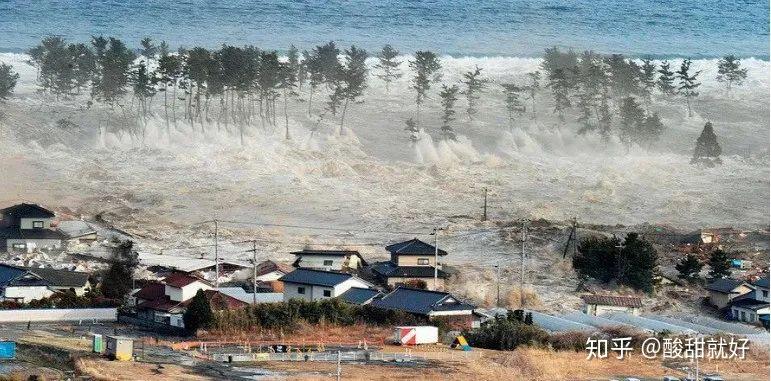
[0,341,16,360]
[394,326,438,345]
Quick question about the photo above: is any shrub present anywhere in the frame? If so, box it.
[465,314,549,350]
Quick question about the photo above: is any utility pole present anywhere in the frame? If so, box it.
[214,219,219,287]
[495,264,501,307]
[563,216,578,259]
[336,351,342,381]
[481,187,488,222]
[520,219,527,308]
[433,227,439,290]
[244,240,258,304]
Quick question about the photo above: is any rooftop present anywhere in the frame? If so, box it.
[0,227,67,240]
[163,273,210,288]
[279,268,355,287]
[291,250,361,257]
[338,287,382,305]
[370,261,449,279]
[0,203,55,219]
[581,294,643,308]
[752,276,769,289]
[705,278,748,293]
[385,238,448,256]
[24,266,90,288]
[370,286,474,315]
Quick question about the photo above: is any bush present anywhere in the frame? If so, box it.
[212,298,427,333]
[465,314,549,350]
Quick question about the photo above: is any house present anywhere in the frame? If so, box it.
[0,264,91,303]
[291,250,367,272]
[279,268,372,302]
[705,278,753,310]
[371,238,449,290]
[134,273,246,328]
[252,260,293,282]
[369,287,478,330]
[58,220,98,245]
[338,287,382,305]
[0,203,66,252]
[729,276,770,327]
[582,294,643,316]
[215,286,283,304]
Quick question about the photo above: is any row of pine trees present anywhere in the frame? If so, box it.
[0,37,750,153]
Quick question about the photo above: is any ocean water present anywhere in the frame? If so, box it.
[0,0,768,58]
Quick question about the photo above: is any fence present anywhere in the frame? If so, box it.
[117,314,186,336]
[208,348,482,363]
[0,308,117,323]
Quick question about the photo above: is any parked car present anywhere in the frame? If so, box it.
[662,377,680,381]
[702,376,724,381]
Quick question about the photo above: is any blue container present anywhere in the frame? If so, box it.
[0,341,16,360]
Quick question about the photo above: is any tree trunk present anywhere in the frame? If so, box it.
[284,91,290,140]
[339,98,349,135]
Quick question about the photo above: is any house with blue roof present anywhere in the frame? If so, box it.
[279,268,372,302]
[371,238,449,290]
[0,263,91,303]
[337,287,382,305]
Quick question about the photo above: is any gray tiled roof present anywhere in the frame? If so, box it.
[279,268,353,287]
[0,227,67,240]
[752,276,769,289]
[338,287,381,305]
[385,239,448,256]
[25,267,90,288]
[705,278,747,293]
[291,250,361,257]
[0,203,55,218]
[581,294,643,308]
[370,287,474,316]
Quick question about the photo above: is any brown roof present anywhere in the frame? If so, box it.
[137,296,183,312]
[163,272,210,288]
[255,260,292,277]
[133,282,165,301]
[581,294,643,308]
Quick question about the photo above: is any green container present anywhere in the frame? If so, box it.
[93,334,103,353]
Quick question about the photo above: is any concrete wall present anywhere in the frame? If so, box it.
[585,304,639,316]
[2,286,54,303]
[19,218,53,230]
[0,308,117,322]
[6,238,62,252]
[166,281,212,302]
[709,285,753,309]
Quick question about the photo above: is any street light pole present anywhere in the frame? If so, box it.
[520,219,527,308]
[433,227,439,290]
[214,219,219,287]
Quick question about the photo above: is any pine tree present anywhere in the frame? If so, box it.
[525,71,541,119]
[278,54,299,140]
[691,122,722,165]
[676,254,703,280]
[404,117,420,142]
[68,43,96,95]
[461,66,487,119]
[438,84,459,140]
[91,37,135,107]
[575,52,604,134]
[130,61,155,134]
[156,51,183,133]
[409,51,442,125]
[638,113,665,148]
[337,46,368,133]
[716,54,747,94]
[707,249,731,279]
[100,240,137,300]
[676,59,701,117]
[604,54,641,99]
[183,289,214,333]
[500,83,526,130]
[547,68,572,121]
[618,233,658,294]
[639,59,657,102]
[0,63,19,99]
[657,61,676,96]
[618,96,645,146]
[139,37,157,60]
[374,44,402,93]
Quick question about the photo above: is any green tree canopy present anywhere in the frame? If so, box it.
[707,249,731,279]
[183,289,214,333]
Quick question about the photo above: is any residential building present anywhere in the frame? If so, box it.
[251,260,293,282]
[371,238,449,290]
[369,287,478,330]
[58,220,98,245]
[0,203,66,252]
[134,273,245,328]
[582,294,643,316]
[291,250,367,272]
[0,264,91,302]
[338,287,382,305]
[729,276,770,327]
[705,278,753,310]
[279,268,372,302]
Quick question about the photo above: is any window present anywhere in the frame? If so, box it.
[323,260,334,266]
[740,311,746,321]
[11,243,26,250]
[323,290,332,297]
[32,221,44,228]
[297,287,305,294]
[763,290,768,298]
[417,258,430,265]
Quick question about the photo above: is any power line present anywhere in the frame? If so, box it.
[191,218,432,236]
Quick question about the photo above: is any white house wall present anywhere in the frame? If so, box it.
[6,238,63,252]
[2,285,54,303]
[19,218,53,230]
[333,278,371,296]
[295,255,347,271]
[166,281,212,302]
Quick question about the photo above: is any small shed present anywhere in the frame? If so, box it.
[394,326,438,345]
[104,336,133,361]
[582,294,643,316]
